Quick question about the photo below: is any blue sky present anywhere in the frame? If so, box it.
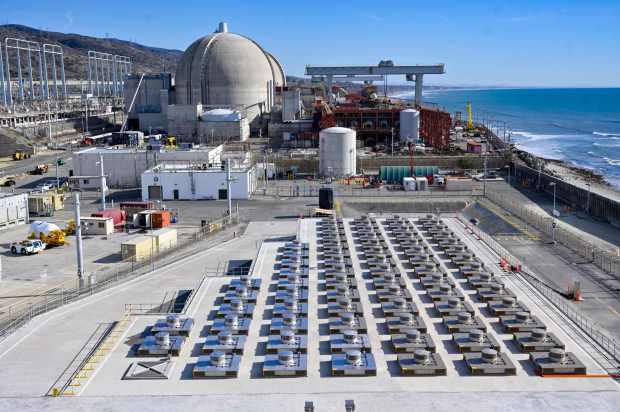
[2,0,619,87]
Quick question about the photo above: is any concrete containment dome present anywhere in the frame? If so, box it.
[319,127,357,177]
[175,22,285,125]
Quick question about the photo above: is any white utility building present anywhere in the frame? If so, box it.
[141,163,257,201]
[72,146,223,189]
[319,127,356,177]
[0,193,29,231]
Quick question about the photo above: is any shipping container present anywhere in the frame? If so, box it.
[151,210,171,229]
[91,208,126,226]
[80,217,114,236]
[415,177,428,191]
[120,201,155,217]
[403,177,416,191]
[149,228,177,252]
[28,193,64,216]
[121,236,154,261]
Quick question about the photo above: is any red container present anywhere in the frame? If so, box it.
[120,201,154,217]
[91,208,126,226]
[151,210,171,229]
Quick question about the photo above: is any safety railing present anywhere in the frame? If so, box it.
[0,213,243,342]
[259,184,483,198]
[457,216,619,366]
[485,187,620,277]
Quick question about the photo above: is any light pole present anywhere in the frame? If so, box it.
[391,127,394,157]
[550,182,557,244]
[505,164,511,186]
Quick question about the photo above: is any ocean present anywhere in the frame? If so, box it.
[394,88,620,187]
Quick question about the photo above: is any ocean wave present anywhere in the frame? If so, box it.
[592,142,620,148]
[511,130,565,141]
[593,131,620,138]
[603,157,620,166]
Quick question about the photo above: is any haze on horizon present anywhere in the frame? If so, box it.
[2,0,619,88]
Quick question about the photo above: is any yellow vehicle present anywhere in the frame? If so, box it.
[64,220,76,235]
[13,150,31,160]
[164,136,177,148]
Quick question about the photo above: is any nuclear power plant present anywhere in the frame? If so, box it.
[0,18,619,412]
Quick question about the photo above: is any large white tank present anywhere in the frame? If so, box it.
[319,127,357,177]
[399,109,420,142]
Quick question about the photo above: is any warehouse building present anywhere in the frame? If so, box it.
[141,163,257,201]
[72,145,223,189]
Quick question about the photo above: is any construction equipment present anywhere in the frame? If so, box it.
[164,136,177,149]
[13,150,31,160]
[31,164,49,175]
[64,219,76,235]
[466,101,474,130]
[28,221,67,247]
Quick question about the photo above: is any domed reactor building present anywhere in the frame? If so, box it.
[124,22,285,142]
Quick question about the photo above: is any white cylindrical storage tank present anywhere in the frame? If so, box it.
[319,127,356,177]
[399,109,420,142]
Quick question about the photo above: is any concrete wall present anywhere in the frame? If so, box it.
[514,163,620,223]
[199,119,249,141]
[141,167,256,200]
[167,104,201,140]
[274,154,507,175]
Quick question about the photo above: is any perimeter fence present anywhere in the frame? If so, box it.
[0,213,243,342]
[458,216,619,368]
[485,187,620,277]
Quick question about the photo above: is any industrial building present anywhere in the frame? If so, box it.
[141,162,257,201]
[0,192,29,231]
[72,145,223,189]
[123,22,284,142]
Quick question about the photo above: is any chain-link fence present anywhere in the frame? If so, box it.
[458,217,619,369]
[259,184,483,198]
[0,213,243,342]
[485,188,620,278]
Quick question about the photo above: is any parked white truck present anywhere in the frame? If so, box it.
[10,240,46,255]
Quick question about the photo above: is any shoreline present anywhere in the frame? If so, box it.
[515,148,620,201]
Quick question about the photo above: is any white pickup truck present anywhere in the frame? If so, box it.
[10,240,46,255]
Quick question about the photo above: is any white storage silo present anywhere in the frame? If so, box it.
[399,109,420,142]
[319,127,357,177]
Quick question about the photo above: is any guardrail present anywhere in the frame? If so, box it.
[259,185,483,198]
[0,213,243,342]
[485,188,620,277]
[457,216,619,366]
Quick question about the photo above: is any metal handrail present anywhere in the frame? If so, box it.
[0,214,244,342]
[457,216,619,366]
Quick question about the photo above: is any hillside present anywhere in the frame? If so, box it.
[0,24,183,79]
